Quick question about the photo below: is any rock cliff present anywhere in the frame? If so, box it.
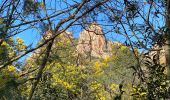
[27,22,116,64]
[76,23,112,58]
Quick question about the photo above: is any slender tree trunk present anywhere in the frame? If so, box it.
[28,39,54,100]
[164,0,170,79]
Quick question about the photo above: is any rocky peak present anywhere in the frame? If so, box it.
[76,23,112,58]
[43,30,73,40]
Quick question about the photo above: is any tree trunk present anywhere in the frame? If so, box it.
[164,0,170,79]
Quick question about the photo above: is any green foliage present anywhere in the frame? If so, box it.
[1,30,169,100]
[130,53,170,100]
[0,37,27,65]
[22,39,137,99]
[2,30,168,100]
[1,0,170,100]
[0,66,22,100]
[0,37,27,99]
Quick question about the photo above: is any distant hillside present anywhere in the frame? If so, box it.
[24,22,137,100]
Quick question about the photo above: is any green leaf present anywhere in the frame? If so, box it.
[0,18,4,24]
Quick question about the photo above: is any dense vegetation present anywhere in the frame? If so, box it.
[0,0,170,100]
[0,35,138,99]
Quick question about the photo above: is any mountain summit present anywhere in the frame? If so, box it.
[76,23,112,58]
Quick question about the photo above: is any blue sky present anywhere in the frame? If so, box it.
[0,0,165,62]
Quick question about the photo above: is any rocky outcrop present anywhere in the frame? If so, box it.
[76,23,112,58]
[26,30,73,63]
[27,22,115,63]
[43,30,73,41]
[148,44,166,65]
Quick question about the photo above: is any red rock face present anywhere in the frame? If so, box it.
[76,23,112,58]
